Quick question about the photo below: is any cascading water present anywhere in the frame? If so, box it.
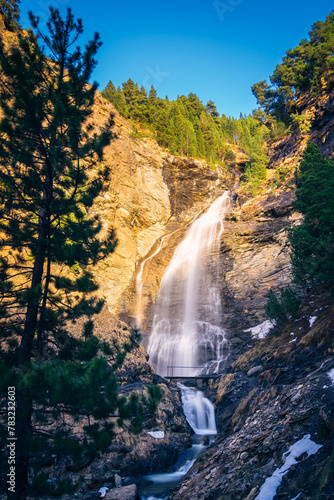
[147,192,230,377]
[178,383,217,435]
[139,193,228,500]
[140,384,217,499]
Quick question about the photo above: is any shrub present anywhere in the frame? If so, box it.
[265,287,301,326]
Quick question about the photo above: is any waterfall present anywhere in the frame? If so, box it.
[178,383,217,435]
[147,192,230,377]
[140,384,217,499]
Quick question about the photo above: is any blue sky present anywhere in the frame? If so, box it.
[19,0,333,118]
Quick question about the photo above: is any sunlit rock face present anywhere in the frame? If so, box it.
[87,93,233,317]
[88,91,308,369]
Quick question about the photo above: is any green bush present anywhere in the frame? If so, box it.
[265,287,301,326]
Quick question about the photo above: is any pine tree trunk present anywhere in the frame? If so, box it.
[13,208,48,499]
[18,212,47,365]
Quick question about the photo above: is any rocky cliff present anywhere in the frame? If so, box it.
[87,93,234,325]
[168,288,334,500]
[29,86,334,500]
[84,86,334,363]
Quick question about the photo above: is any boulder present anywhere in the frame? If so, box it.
[104,484,137,500]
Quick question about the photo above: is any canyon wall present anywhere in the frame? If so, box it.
[88,92,298,365]
[89,87,334,366]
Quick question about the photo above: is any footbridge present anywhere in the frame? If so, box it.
[165,366,222,387]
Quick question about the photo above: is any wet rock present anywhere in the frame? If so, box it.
[114,474,122,488]
[247,365,263,377]
[104,484,137,500]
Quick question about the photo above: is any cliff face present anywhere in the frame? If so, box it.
[88,93,234,322]
[86,89,334,358]
[88,92,299,365]
[217,188,299,362]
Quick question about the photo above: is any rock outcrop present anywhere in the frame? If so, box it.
[217,187,300,363]
[169,289,334,499]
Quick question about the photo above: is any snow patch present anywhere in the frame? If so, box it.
[289,337,297,343]
[244,320,275,339]
[254,434,322,500]
[290,332,295,336]
[327,368,334,386]
[309,316,317,328]
[99,487,109,498]
[147,431,165,439]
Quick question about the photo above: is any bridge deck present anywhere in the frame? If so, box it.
[165,374,221,381]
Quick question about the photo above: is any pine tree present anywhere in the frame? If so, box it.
[206,100,220,118]
[148,84,157,104]
[288,142,334,289]
[0,9,153,499]
[0,0,20,30]
[102,79,116,104]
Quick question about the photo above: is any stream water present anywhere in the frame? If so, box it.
[139,384,217,500]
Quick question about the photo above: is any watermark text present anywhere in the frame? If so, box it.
[7,386,16,494]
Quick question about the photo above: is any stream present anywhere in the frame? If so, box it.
[139,384,217,500]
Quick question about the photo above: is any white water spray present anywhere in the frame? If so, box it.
[147,192,230,377]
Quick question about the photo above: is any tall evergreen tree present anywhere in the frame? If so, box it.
[102,79,116,103]
[0,0,20,30]
[288,143,334,289]
[148,84,157,104]
[0,9,155,499]
[206,100,220,118]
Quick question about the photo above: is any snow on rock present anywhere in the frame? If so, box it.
[309,316,317,328]
[289,337,297,343]
[147,431,165,439]
[327,368,334,386]
[254,434,322,500]
[244,320,275,339]
[99,487,109,498]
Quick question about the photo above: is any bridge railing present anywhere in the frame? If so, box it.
[166,366,214,378]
